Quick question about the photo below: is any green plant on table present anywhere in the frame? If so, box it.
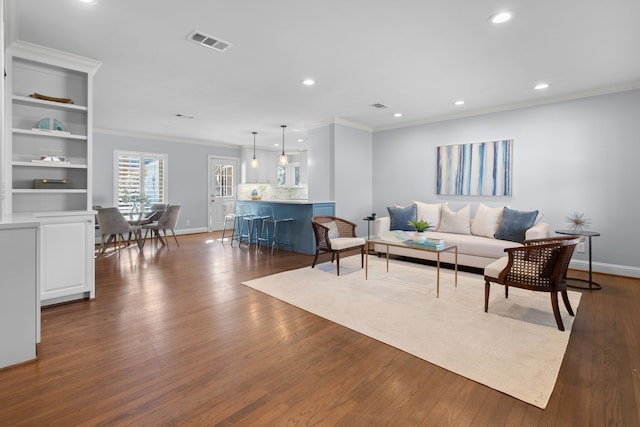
[408,218,432,232]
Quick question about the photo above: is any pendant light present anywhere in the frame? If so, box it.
[279,124,288,165]
[250,131,258,168]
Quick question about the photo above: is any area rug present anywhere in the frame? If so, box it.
[242,256,581,409]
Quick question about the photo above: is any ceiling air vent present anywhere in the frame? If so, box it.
[188,30,232,52]
[371,103,389,109]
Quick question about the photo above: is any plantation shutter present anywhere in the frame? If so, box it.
[115,151,167,213]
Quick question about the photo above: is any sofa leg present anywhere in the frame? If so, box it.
[484,281,490,312]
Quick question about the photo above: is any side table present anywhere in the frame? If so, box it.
[555,229,602,290]
[363,215,376,253]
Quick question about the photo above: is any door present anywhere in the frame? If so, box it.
[208,156,238,231]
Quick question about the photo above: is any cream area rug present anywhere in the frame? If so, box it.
[242,255,581,409]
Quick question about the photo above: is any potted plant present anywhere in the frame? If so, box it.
[408,218,432,242]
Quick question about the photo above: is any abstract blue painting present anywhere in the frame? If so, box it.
[436,139,512,196]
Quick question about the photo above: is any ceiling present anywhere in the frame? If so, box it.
[6,0,640,151]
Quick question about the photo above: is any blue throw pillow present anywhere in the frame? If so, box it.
[387,204,417,231]
[494,207,539,243]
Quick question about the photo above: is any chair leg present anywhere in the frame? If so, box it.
[170,229,179,246]
[551,292,565,331]
[505,285,509,299]
[484,281,490,312]
[311,250,320,268]
[360,246,364,268]
[336,253,340,276]
[561,290,575,316]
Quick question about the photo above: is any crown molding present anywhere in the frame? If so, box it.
[307,118,373,132]
[94,128,239,149]
[376,82,640,132]
[8,40,102,75]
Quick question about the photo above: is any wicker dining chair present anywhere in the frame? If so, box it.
[311,216,366,276]
[483,235,583,331]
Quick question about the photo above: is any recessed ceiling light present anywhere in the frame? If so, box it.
[489,11,512,24]
[534,83,550,90]
[454,100,465,106]
[297,139,304,142]
[301,79,315,86]
[79,0,98,4]
[394,113,402,118]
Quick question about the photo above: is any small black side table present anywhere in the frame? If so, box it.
[362,216,376,239]
[363,216,376,253]
[555,229,602,290]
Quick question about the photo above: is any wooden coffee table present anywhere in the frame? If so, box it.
[366,237,458,298]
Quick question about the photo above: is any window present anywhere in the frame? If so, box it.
[277,163,301,187]
[114,151,167,214]
[214,163,234,198]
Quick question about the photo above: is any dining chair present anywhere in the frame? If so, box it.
[96,207,143,254]
[143,204,181,248]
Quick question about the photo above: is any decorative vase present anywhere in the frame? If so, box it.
[413,232,427,242]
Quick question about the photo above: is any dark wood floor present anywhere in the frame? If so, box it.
[1,232,639,426]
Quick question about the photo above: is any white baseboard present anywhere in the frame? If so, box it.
[94,227,209,245]
[570,259,640,279]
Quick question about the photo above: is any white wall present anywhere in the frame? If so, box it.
[93,132,240,232]
[372,89,640,276]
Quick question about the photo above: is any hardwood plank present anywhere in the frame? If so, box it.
[0,232,638,426]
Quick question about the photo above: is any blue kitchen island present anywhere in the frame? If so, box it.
[235,200,335,255]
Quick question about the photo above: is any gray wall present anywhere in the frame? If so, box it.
[93,133,240,232]
[372,89,640,276]
[307,123,373,236]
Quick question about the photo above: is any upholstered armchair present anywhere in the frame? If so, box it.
[484,236,583,331]
[311,216,366,276]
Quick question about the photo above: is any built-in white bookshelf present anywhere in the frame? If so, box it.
[4,41,101,306]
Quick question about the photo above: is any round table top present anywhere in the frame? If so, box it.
[555,229,600,237]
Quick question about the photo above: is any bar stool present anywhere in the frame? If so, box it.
[221,202,236,245]
[259,207,294,254]
[231,204,251,246]
[239,205,269,246]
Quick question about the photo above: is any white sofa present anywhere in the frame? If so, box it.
[372,202,550,269]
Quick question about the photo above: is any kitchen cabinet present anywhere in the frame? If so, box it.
[243,148,278,184]
[38,212,95,305]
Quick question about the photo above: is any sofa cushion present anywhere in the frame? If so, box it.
[437,204,471,235]
[495,207,539,243]
[387,204,417,231]
[471,204,504,239]
[413,201,443,229]
[427,231,520,259]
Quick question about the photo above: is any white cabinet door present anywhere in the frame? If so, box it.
[40,214,95,305]
[264,151,278,184]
